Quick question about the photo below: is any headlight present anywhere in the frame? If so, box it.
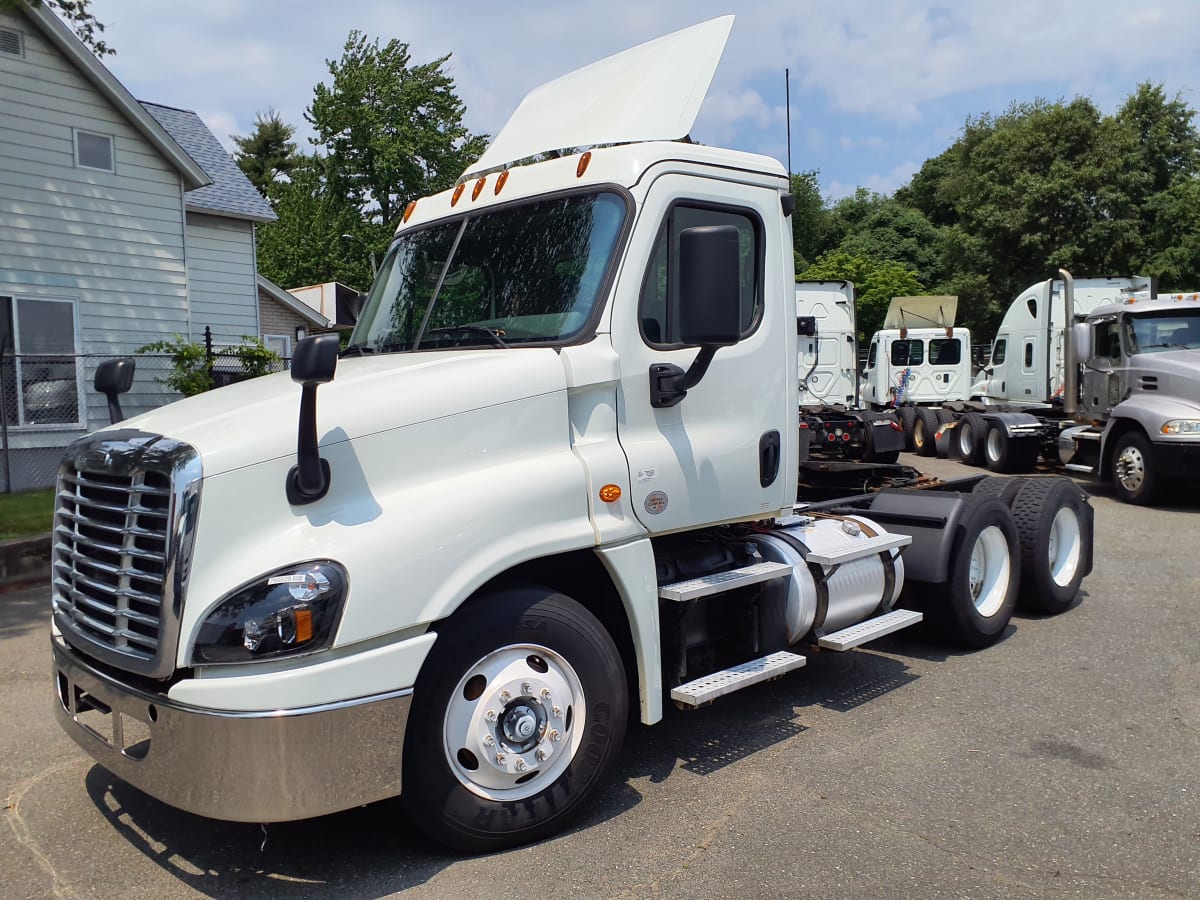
[192,561,348,664]
[1161,419,1200,435]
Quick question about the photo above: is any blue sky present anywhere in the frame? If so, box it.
[89,1,1200,201]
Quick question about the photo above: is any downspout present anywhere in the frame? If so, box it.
[1058,268,1077,417]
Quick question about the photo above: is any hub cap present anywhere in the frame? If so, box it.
[443,644,583,801]
[1048,506,1082,587]
[1115,445,1145,491]
[968,525,1011,617]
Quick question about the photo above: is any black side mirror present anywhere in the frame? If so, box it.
[94,358,135,424]
[650,225,742,408]
[287,334,340,505]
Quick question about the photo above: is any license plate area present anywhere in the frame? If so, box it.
[57,671,153,760]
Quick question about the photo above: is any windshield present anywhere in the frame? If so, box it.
[1125,310,1200,354]
[347,191,626,353]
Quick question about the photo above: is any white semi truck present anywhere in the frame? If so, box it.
[937,274,1200,503]
[51,18,1095,852]
[795,281,905,463]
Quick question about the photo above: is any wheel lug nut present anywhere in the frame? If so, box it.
[483,734,495,747]
[549,729,561,742]
[495,752,506,765]
[536,748,548,761]
[552,705,562,717]
[521,682,532,694]
[485,709,497,722]
[515,758,526,771]
[541,688,551,700]
[500,690,511,702]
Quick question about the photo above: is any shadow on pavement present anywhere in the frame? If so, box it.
[0,582,49,643]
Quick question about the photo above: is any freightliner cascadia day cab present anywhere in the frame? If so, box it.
[51,17,1095,851]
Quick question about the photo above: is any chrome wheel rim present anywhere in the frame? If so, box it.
[443,643,584,801]
[1115,445,1145,492]
[969,525,1011,617]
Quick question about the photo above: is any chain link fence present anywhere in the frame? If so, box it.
[1,350,289,493]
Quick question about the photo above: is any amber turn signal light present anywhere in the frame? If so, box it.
[599,484,622,503]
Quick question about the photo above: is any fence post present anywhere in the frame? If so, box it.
[204,326,214,383]
[0,344,10,494]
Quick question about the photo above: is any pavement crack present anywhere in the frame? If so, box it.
[3,757,85,899]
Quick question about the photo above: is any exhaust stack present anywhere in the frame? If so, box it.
[1059,268,1077,417]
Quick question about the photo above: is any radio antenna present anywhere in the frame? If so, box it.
[785,67,792,177]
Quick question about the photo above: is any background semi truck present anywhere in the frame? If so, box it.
[931,273,1200,503]
[795,281,904,463]
[51,17,1095,852]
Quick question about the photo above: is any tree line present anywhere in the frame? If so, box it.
[231,37,1199,343]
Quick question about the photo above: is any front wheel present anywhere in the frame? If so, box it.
[402,585,628,852]
[1111,430,1158,505]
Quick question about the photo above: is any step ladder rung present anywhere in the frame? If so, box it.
[817,609,923,651]
[658,560,792,602]
[670,651,807,707]
[804,533,911,567]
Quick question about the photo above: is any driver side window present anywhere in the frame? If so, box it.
[639,204,762,347]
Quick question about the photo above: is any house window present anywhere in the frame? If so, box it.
[0,297,83,427]
[75,129,114,172]
[0,26,24,57]
[263,334,291,358]
[639,203,763,347]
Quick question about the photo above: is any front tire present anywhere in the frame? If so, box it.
[1111,430,1158,505]
[402,585,628,852]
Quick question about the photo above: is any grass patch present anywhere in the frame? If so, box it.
[0,488,55,540]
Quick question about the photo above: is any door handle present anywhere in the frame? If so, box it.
[759,431,781,488]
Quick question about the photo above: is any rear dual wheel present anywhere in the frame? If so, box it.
[932,496,1019,648]
[912,407,940,457]
[983,425,1039,473]
[953,412,989,466]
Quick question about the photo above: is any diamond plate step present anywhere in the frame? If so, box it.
[658,561,791,602]
[670,651,807,707]
[804,533,910,567]
[816,609,923,651]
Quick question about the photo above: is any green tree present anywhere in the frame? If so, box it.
[2,0,112,56]
[308,31,489,226]
[789,170,829,271]
[232,109,301,196]
[798,249,925,340]
[829,189,944,286]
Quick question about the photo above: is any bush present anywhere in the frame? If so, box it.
[137,335,281,397]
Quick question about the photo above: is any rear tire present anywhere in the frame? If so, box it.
[898,405,918,452]
[402,585,627,852]
[970,475,1026,505]
[930,497,1019,648]
[913,407,940,457]
[984,425,1039,473]
[954,412,988,467]
[1010,477,1090,614]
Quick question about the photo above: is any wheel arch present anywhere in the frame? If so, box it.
[1098,417,1146,481]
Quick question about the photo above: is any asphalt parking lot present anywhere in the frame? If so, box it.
[3,455,1199,899]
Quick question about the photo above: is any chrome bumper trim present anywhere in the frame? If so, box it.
[52,638,411,822]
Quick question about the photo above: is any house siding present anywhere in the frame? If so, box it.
[186,213,259,345]
[0,8,189,355]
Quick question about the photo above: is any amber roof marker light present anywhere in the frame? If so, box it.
[576,151,592,178]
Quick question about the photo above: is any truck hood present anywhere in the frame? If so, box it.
[112,349,568,477]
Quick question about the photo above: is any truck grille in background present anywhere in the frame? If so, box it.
[53,467,173,664]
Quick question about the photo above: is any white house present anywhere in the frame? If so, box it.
[0,3,283,489]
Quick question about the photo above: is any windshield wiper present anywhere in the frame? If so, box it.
[426,325,510,349]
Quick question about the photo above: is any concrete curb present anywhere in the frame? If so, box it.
[0,534,52,591]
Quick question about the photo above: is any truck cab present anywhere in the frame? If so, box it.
[862,326,972,408]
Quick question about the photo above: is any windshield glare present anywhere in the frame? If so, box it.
[349,191,626,352]
[1126,310,1200,354]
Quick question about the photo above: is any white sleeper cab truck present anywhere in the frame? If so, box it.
[795,281,903,463]
[943,273,1200,503]
[51,18,1095,852]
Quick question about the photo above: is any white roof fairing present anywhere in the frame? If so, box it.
[464,16,735,178]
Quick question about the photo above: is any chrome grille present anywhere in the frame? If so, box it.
[52,433,201,679]
[54,469,171,658]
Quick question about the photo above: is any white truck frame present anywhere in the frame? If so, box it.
[51,18,1095,852]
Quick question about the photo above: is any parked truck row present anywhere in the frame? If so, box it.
[52,17,1095,852]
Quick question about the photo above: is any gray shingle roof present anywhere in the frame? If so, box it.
[141,101,277,223]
